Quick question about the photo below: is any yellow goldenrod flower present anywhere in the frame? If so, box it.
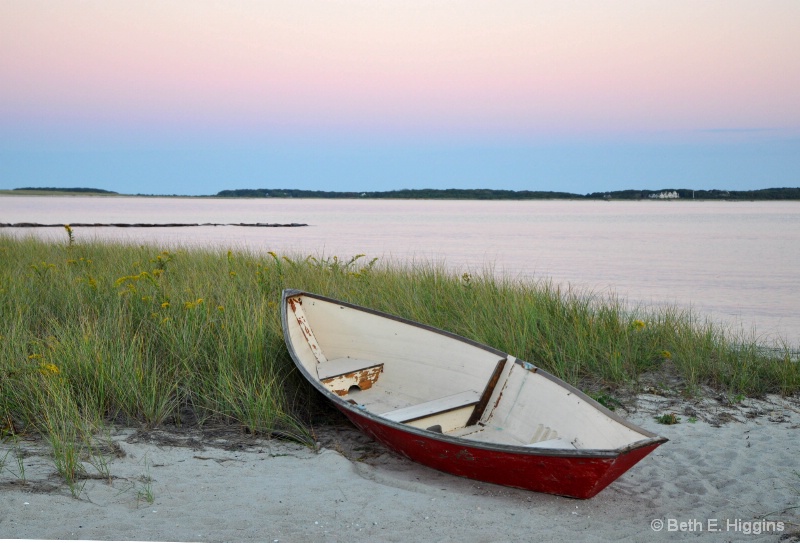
[661,350,672,359]
[39,363,60,376]
[161,301,170,308]
[632,320,646,330]
[217,305,225,312]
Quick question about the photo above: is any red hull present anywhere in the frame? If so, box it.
[339,405,660,499]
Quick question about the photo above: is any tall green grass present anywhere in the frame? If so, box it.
[1,232,798,490]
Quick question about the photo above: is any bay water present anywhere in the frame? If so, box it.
[2,195,797,346]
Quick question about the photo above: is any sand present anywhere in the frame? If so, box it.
[2,393,798,543]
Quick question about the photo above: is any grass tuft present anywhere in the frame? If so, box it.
[655,413,681,425]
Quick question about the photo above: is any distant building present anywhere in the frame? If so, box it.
[649,191,679,199]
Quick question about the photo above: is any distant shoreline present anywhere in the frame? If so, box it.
[4,186,800,200]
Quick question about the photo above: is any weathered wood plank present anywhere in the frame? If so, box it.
[380,390,481,423]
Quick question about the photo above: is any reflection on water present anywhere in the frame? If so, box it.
[2,195,798,345]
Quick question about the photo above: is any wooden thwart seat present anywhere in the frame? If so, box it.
[318,357,384,396]
[380,390,482,423]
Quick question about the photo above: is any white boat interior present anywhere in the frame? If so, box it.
[285,292,651,452]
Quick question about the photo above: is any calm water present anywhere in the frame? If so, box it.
[2,195,798,346]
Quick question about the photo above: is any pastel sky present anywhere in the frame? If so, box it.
[2,1,799,195]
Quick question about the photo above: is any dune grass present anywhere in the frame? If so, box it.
[1,232,798,493]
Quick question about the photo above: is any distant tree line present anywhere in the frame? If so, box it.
[217,187,800,200]
[585,188,800,200]
[12,186,799,200]
[216,188,580,199]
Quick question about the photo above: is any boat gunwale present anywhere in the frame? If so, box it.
[281,289,668,459]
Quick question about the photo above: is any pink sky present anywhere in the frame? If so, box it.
[4,1,799,139]
[1,1,799,195]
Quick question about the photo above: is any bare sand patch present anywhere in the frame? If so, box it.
[2,394,798,542]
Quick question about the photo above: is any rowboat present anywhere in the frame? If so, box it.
[281,289,667,499]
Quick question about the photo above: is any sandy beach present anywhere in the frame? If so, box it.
[2,392,798,543]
